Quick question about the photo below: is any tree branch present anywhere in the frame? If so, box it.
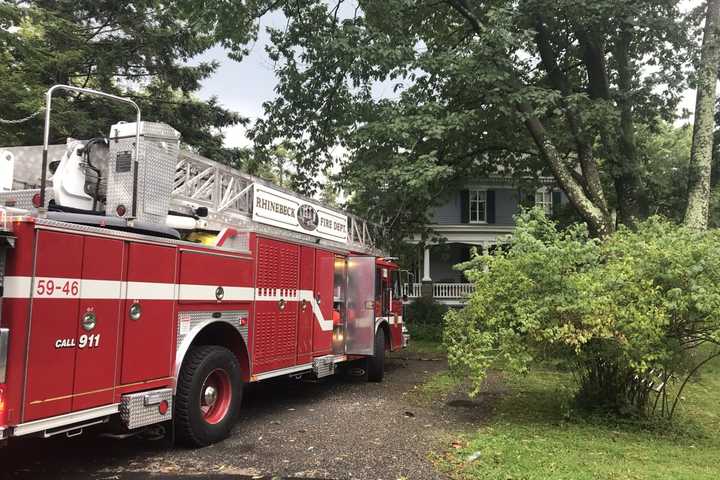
[518,102,612,236]
[534,16,609,218]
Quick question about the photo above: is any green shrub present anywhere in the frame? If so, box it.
[444,209,720,417]
[405,296,448,342]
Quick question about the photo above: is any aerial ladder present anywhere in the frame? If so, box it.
[0,85,383,255]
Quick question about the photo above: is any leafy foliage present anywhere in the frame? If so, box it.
[203,0,697,241]
[445,209,720,416]
[0,1,247,161]
[640,122,693,221]
[405,296,449,342]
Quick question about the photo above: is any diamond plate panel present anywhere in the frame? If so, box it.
[0,144,67,189]
[224,231,250,253]
[120,388,173,429]
[130,122,181,139]
[177,310,249,351]
[106,122,180,225]
[0,188,54,210]
[312,355,336,378]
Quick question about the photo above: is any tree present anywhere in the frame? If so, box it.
[685,0,720,230]
[206,0,691,242]
[0,1,246,161]
[640,122,693,221]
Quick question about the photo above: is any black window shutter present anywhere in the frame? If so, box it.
[460,190,469,223]
[552,190,562,216]
[517,190,527,209]
[487,190,496,224]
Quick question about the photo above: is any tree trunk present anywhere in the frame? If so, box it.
[518,103,615,237]
[614,23,648,226]
[685,0,720,230]
[578,27,647,227]
[534,18,611,223]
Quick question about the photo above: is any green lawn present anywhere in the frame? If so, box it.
[434,356,720,479]
[404,337,447,356]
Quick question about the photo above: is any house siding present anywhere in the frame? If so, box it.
[494,189,518,226]
[431,194,462,224]
[431,186,520,226]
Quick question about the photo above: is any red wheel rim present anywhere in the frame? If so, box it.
[199,368,232,425]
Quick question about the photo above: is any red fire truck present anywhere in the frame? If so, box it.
[0,85,408,447]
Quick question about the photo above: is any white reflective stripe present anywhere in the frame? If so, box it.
[298,290,334,331]
[81,279,122,298]
[254,290,300,301]
[2,276,32,298]
[377,315,403,326]
[125,281,177,300]
[2,276,335,331]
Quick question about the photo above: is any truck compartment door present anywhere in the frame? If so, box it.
[120,243,176,384]
[312,249,335,355]
[345,256,376,355]
[72,236,125,411]
[253,238,299,373]
[24,231,83,421]
[297,246,315,363]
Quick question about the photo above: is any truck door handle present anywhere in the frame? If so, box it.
[81,311,97,331]
[129,302,142,320]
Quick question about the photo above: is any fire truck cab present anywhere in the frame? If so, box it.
[0,86,407,447]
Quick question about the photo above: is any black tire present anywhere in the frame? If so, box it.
[367,328,386,382]
[175,345,242,447]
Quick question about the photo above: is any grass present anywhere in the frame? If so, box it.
[434,357,720,480]
[411,371,459,405]
[400,339,455,404]
[405,338,446,355]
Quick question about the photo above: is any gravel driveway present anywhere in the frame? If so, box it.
[1,352,491,480]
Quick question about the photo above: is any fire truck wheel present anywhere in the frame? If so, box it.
[175,345,242,447]
[367,328,386,382]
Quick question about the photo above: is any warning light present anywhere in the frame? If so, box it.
[116,204,127,217]
[31,193,42,208]
[158,399,169,416]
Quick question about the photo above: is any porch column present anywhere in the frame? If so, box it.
[422,246,432,281]
[421,245,433,298]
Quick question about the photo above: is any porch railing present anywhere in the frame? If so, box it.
[402,283,423,298]
[434,283,475,299]
[403,282,475,300]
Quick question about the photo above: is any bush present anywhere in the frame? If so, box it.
[444,209,720,417]
[405,296,448,342]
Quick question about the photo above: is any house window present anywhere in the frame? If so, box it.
[469,190,487,223]
[535,188,553,215]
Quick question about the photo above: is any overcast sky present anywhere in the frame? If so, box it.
[190,10,284,149]
[193,2,703,149]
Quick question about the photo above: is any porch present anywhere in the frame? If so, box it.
[403,282,475,305]
[405,224,514,305]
